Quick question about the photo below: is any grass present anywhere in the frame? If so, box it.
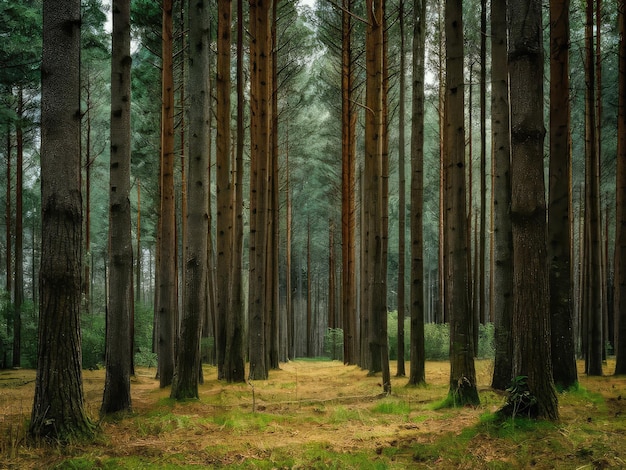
[0,359,625,468]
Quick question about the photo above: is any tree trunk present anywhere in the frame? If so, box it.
[225,0,247,383]
[248,0,271,380]
[171,0,210,399]
[216,0,233,380]
[479,0,487,328]
[13,88,23,368]
[30,0,93,438]
[157,0,177,388]
[102,0,133,414]
[490,0,514,391]
[365,0,390,393]
[508,0,559,420]
[408,0,426,387]
[136,179,142,303]
[548,0,578,389]
[583,0,604,376]
[444,0,479,406]
[615,0,626,375]
[396,0,406,378]
[268,0,280,370]
[341,0,358,366]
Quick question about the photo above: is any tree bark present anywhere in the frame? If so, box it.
[508,0,559,420]
[248,0,272,380]
[102,0,133,414]
[396,0,406,378]
[444,0,479,406]
[614,0,626,375]
[490,0,514,391]
[13,88,23,368]
[156,0,177,388]
[341,0,358,366]
[171,0,210,399]
[30,0,93,438]
[548,0,578,389]
[583,0,604,376]
[408,0,426,387]
[365,0,390,393]
[217,0,233,380]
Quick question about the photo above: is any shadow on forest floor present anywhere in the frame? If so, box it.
[1,359,625,469]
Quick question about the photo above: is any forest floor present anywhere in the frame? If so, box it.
[0,358,625,469]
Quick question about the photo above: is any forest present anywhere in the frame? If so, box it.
[0,0,626,466]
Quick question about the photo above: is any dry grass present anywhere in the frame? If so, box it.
[0,359,625,469]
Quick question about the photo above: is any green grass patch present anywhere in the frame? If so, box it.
[371,399,411,415]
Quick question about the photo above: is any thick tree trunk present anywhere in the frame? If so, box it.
[30,0,93,439]
[548,0,578,389]
[408,0,426,387]
[102,0,133,414]
[444,0,479,406]
[171,0,210,399]
[508,0,559,420]
[248,0,271,380]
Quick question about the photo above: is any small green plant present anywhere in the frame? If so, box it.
[504,375,537,419]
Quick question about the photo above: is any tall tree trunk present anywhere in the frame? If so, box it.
[479,0,487,328]
[136,179,142,303]
[30,0,93,438]
[157,0,177,387]
[217,0,233,380]
[4,125,11,311]
[13,88,23,368]
[508,0,559,420]
[408,0,426,386]
[396,0,406,378]
[286,132,294,360]
[329,219,337,331]
[444,0,479,406]
[171,0,210,399]
[615,0,626,376]
[307,222,312,357]
[365,0,390,393]
[548,0,578,389]
[102,0,133,414]
[490,0,513,391]
[341,0,358,366]
[268,0,280,370]
[437,0,446,324]
[248,0,272,380]
[226,0,247,383]
[583,0,604,376]
[83,80,91,315]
